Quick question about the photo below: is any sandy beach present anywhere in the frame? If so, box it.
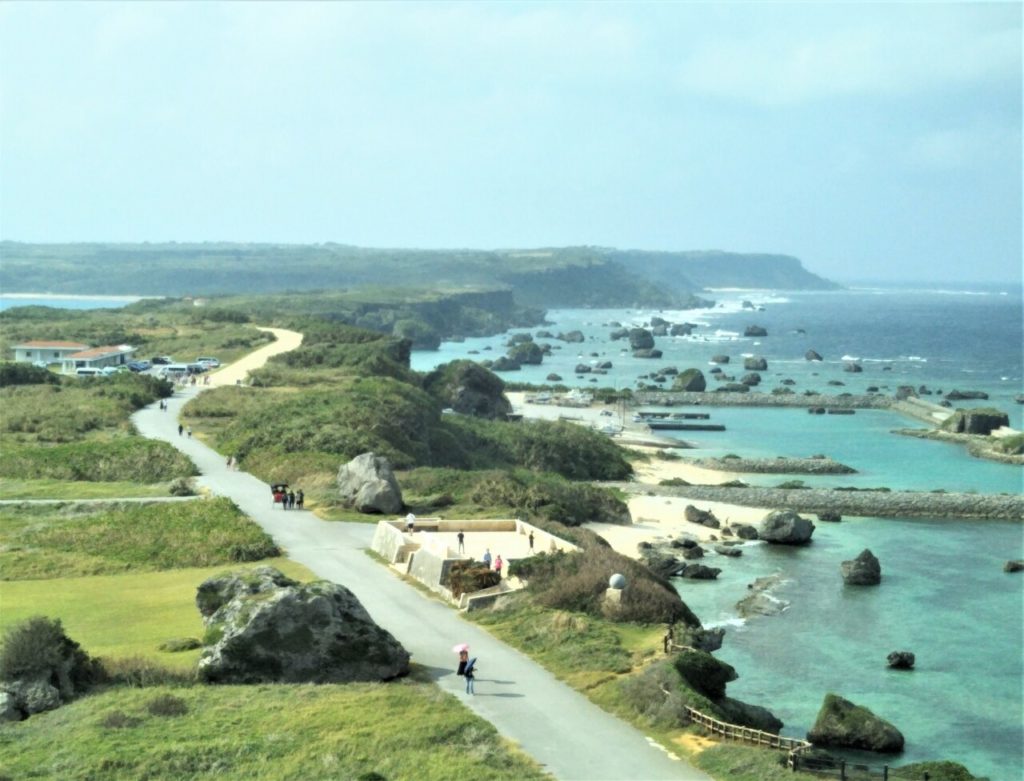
[506,391,772,558]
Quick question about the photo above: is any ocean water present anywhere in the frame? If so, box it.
[413,284,1023,780]
[0,294,142,312]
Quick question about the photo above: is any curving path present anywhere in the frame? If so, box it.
[131,332,711,781]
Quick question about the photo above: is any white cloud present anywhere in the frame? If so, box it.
[675,7,1020,105]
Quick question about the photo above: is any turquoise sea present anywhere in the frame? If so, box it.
[0,294,143,312]
[413,284,1023,780]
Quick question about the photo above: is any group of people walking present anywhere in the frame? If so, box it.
[272,487,304,509]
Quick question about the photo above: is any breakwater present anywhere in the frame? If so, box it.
[610,482,1024,521]
[689,457,856,475]
[635,390,893,410]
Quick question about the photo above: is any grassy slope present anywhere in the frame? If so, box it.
[0,479,173,500]
[0,559,314,672]
[0,680,548,781]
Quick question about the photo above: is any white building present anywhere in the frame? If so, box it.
[60,345,136,373]
[11,340,90,365]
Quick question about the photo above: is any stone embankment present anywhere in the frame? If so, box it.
[689,457,856,475]
[895,428,1024,465]
[610,482,1024,521]
[635,391,892,410]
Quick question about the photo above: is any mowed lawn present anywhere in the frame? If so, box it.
[0,558,315,672]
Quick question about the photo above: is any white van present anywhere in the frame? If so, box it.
[75,368,101,377]
[196,356,220,368]
[159,364,190,378]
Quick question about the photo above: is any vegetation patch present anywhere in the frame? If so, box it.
[0,680,548,781]
[0,559,314,673]
[0,499,279,580]
[0,438,197,482]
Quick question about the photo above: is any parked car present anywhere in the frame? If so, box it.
[127,359,152,372]
[75,367,101,377]
[151,356,174,365]
[196,356,220,368]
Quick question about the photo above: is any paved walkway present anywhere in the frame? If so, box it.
[131,361,711,781]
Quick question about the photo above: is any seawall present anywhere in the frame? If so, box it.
[609,482,1024,521]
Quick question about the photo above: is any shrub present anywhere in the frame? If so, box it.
[101,656,194,688]
[659,477,690,487]
[0,616,102,695]
[672,649,737,699]
[0,362,59,387]
[448,561,501,598]
[618,660,695,728]
[158,637,202,653]
[168,478,195,496]
[147,693,189,717]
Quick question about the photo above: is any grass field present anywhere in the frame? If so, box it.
[0,558,315,673]
[0,674,549,781]
[0,478,178,500]
[0,498,280,580]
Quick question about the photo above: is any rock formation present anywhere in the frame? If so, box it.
[743,356,768,371]
[759,510,814,545]
[744,325,768,337]
[844,362,864,373]
[684,505,720,529]
[807,693,905,753]
[673,368,706,392]
[197,567,410,684]
[805,349,823,361]
[942,408,1010,435]
[886,651,915,670]
[337,453,403,514]
[710,354,730,364]
[841,549,882,585]
[628,328,655,350]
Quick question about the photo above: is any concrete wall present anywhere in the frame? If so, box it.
[406,548,457,595]
[371,521,408,564]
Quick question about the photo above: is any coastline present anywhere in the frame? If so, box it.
[506,392,773,557]
[0,292,156,301]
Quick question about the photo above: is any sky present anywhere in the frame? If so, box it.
[0,1,1020,284]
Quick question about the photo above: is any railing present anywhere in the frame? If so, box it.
[662,633,913,780]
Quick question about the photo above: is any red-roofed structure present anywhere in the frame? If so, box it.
[61,344,136,372]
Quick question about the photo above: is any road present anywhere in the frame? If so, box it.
[131,335,712,781]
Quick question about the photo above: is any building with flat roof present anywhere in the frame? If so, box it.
[12,340,90,364]
[60,344,135,372]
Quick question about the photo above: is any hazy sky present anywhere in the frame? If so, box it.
[1,2,1020,283]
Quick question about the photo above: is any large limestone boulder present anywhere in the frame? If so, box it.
[760,510,815,545]
[628,328,655,350]
[673,369,706,392]
[684,505,720,529]
[337,453,403,514]
[841,549,882,585]
[942,408,1010,435]
[743,356,768,371]
[197,567,410,684]
[807,694,905,753]
[508,341,544,366]
[744,325,767,337]
[805,349,823,361]
[887,651,915,670]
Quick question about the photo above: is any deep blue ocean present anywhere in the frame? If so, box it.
[413,284,1023,780]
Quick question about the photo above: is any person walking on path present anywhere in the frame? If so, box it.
[494,555,503,579]
[287,489,295,509]
[457,530,465,553]
[528,531,534,551]
[482,549,492,569]
[186,426,192,438]
[406,512,416,533]
[296,489,304,509]
[177,423,183,436]
[464,657,477,695]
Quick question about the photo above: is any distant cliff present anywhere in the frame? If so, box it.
[0,242,836,309]
[607,249,839,291]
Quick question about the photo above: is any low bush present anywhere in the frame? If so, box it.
[146,693,189,716]
[0,616,103,694]
[672,649,737,699]
[512,546,699,625]
[659,477,690,487]
[0,362,60,386]
[448,561,501,598]
[102,656,195,688]
[158,637,202,653]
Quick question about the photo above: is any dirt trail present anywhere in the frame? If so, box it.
[207,327,303,387]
